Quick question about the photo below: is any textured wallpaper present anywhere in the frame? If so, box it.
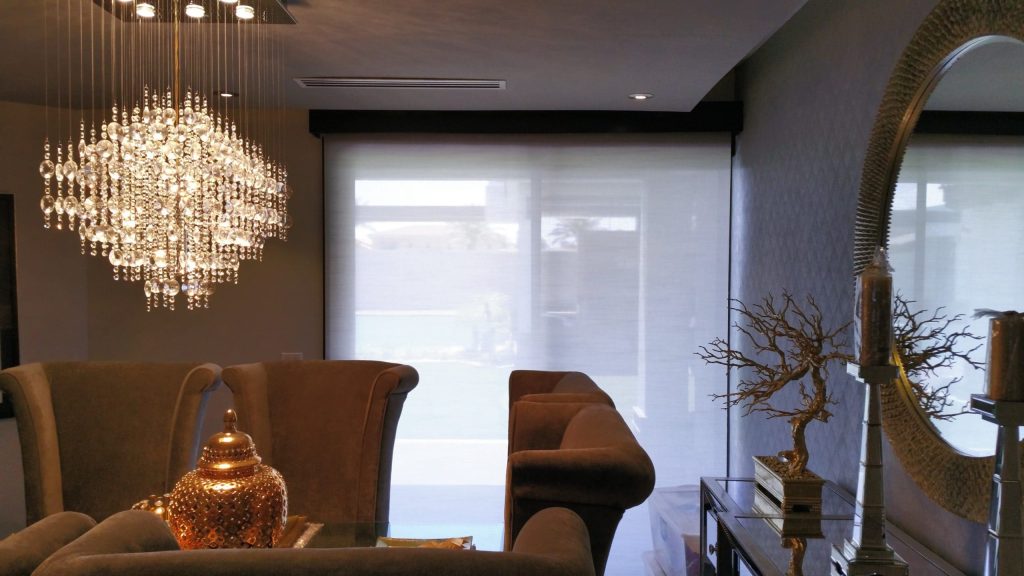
[732,0,985,572]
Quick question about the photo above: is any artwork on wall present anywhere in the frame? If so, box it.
[0,194,18,418]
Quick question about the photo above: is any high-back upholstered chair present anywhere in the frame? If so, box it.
[506,397,655,576]
[0,362,221,524]
[32,507,595,576]
[508,370,615,408]
[0,511,95,576]
[221,360,419,524]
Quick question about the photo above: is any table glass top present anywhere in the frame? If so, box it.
[292,520,504,551]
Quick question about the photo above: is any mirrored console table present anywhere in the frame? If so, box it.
[699,477,964,576]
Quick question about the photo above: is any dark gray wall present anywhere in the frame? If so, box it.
[731,0,985,572]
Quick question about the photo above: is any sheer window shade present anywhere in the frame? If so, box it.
[324,133,731,572]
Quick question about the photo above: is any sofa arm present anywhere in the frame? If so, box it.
[0,512,96,576]
[509,446,655,509]
[512,507,594,573]
[37,510,179,566]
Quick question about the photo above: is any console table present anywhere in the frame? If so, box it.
[699,477,963,576]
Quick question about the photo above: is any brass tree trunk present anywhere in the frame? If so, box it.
[779,367,829,477]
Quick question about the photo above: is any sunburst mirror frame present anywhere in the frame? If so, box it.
[853,0,1024,523]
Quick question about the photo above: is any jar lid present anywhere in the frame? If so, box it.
[197,409,262,476]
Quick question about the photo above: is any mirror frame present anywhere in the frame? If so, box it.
[854,0,1024,522]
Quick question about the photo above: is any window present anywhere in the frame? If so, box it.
[325,133,731,572]
[891,133,1024,454]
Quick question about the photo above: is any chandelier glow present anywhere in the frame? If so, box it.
[38,1,289,310]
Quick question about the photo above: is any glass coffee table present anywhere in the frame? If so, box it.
[279,517,504,551]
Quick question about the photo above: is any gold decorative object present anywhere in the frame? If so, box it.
[697,292,852,482]
[752,455,824,519]
[169,409,287,549]
[131,493,172,522]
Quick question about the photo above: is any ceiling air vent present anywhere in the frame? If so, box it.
[294,77,506,90]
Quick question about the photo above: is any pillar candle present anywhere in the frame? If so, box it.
[985,311,1024,401]
[856,247,893,367]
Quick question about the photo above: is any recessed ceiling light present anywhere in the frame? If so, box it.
[235,5,255,20]
[136,2,157,18]
[185,3,206,18]
[219,91,239,99]
[628,93,654,101]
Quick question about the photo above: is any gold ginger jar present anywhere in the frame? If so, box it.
[169,409,287,549]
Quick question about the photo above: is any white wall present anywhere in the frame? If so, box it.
[0,102,323,535]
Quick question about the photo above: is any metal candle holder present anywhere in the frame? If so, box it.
[830,363,908,576]
[970,395,1024,576]
[834,248,908,575]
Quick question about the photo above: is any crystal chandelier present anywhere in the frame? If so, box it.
[38,0,290,310]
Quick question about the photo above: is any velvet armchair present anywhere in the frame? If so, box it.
[0,362,221,524]
[221,360,418,524]
[506,398,655,576]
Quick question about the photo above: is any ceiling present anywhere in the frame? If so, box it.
[0,0,809,112]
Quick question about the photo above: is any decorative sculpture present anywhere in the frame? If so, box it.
[698,291,852,511]
[169,410,288,549]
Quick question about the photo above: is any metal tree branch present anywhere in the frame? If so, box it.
[697,292,853,477]
[893,294,983,420]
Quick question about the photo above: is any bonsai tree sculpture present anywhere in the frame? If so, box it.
[697,292,852,478]
[892,294,983,420]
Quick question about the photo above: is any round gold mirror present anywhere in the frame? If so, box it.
[854,0,1024,522]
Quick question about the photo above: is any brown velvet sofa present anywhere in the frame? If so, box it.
[0,511,96,576]
[221,360,418,524]
[506,375,655,576]
[0,362,221,524]
[32,507,595,576]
